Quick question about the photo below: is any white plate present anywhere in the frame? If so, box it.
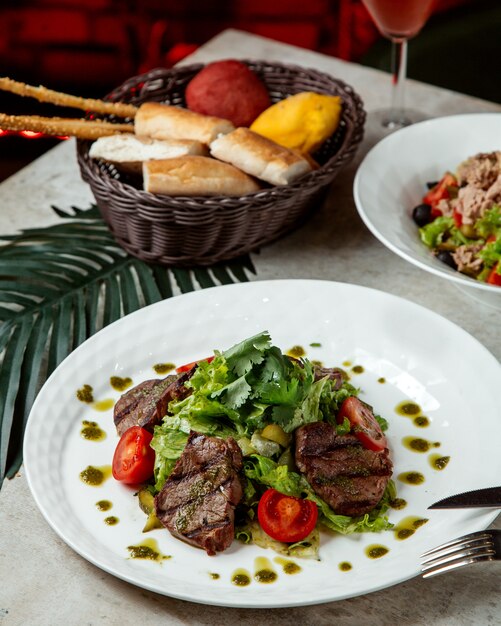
[24,279,501,608]
[353,113,501,309]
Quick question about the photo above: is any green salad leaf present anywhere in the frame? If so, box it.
[478,234,501,270]
[475,205,501,239]
[419,216,454,248]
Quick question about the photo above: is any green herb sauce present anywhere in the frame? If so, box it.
[395,401,422,417]
[393,516,429,540]
[365,545,389,559]
[402,436,440,453]
[389,498,407,510]
[80,420,106,441]
[398,471,425,485]
[429,454,450,470]
[413,416,430,428]
[76,384,94,403]
[254,557,277,583]
[79,465,111,486]
[274,557,301,575]
[231,569,251,586]
[92,399,114,412]
[153,363,176,375]
[287,345,306,358]
[96,500,112,512]
[110,376,133,392]
[127,538,171,561]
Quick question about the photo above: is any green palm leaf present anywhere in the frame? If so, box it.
[0,205,256,487]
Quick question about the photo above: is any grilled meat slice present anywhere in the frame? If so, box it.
[154,431,243,555]
[295,421,392,517]
[313,365,345,389]
[113,370,192,436]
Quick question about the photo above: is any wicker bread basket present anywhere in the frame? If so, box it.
[77,61,366,267]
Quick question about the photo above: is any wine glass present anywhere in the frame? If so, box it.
[361,0,436,129]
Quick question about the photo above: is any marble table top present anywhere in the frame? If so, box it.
[0,29,499,626]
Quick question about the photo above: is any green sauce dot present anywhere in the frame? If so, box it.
[153,363,176,375]
[76,384,94,403]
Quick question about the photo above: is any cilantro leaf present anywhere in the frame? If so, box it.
[211,376,252,409]
[223,331,272,376]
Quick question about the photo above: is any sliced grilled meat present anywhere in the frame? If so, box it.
[154,431,243,555]
[313,365,345,389]
[295,421,393,517]
[113,370,192,436]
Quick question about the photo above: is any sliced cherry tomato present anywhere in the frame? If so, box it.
[487,262,501,286]
[257,488,318,543]
[453,209,463,228]
[175,355,214,373]
[423,173,458,211]
[338,396,387,452]
[112,426,155,484]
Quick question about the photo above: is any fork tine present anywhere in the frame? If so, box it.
[422,553,495,578]
[421,531,492,558]
[421,531,496,578]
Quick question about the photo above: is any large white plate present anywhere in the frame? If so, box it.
[24,279,501,608]
[353,113,501,309]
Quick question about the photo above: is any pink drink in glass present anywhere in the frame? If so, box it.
[362,0,435,39]
[361,0,436,128]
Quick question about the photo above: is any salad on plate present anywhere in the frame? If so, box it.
[111,331,395,558]
[412,150,501,286]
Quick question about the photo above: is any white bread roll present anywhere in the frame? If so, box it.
[89,133,206,174]
[210,127,312,186]
[135,103,235,145]
[143,155,261,196]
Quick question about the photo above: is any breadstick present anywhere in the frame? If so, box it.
[0,113,134,139]
[0,77,138,118]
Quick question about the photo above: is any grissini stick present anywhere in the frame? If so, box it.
[0,77,138,118]
[0,113,134,139]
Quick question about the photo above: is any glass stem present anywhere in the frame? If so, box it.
[384,38,410,129]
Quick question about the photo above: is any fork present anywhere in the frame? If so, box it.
[421,529,501,578]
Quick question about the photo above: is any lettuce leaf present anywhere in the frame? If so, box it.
[150,427,189,492]
[475,205,501,239]
[419,216,454,248]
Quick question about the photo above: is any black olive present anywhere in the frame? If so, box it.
[412,203,432,227]
[426,181,439,189]
[436,250,457,270]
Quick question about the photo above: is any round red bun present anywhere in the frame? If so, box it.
[185,60,271,128]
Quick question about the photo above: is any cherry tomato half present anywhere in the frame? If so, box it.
[422,172,458,211]
[175,355,214,373]
[112,426,155,484]
[338,396,388,452]
[487,263,501,286]
[257,488,318,543]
